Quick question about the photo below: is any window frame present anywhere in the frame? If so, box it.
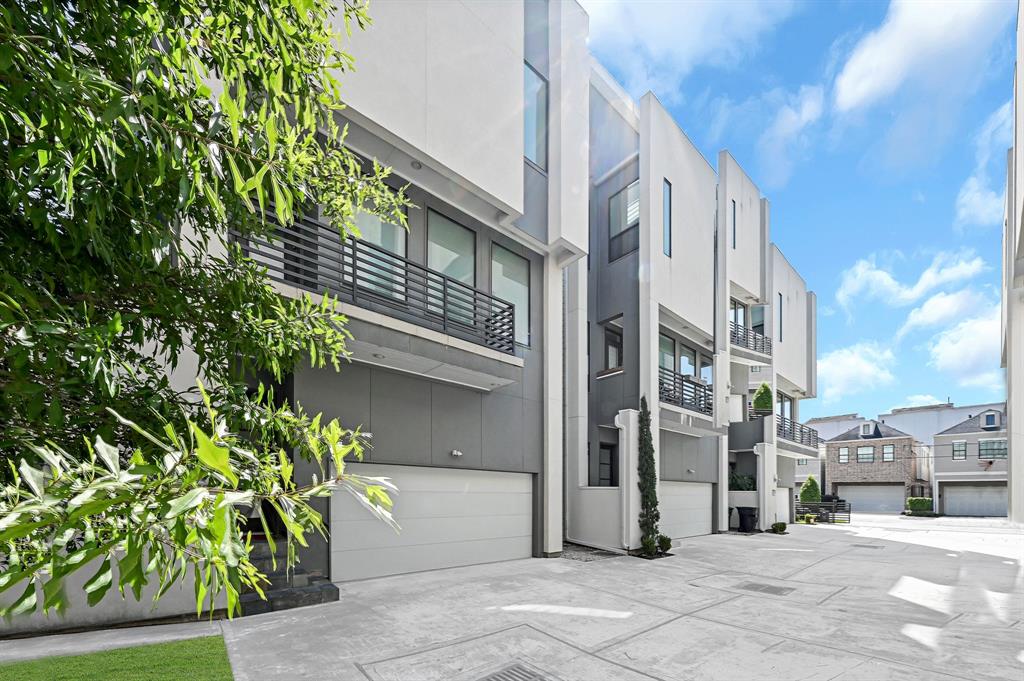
[952,441,967,461]
[609,180,640,262]
[838,447,849,464]
[882,444,895,462]
[595,442,619,487]
[856,446,875,463]
[490,242,531,347]
[658,333,675,371]
[523,61,548,172]
[731,199,737,249]
[777,292,783,342]
[426,208,476,286]
[662,178,672,257]
[978,439,1007,459]
[603,325,623,373]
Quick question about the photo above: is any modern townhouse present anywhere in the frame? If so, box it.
[932,408,1008,516]
[245,0,590,582]
[564,59,818,551]
[824,421,927,513]
[1005,0,1024,525]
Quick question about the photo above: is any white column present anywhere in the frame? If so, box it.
[715,434,729,532]
[616,408,641,551]
[1008,284,1024,524]
[541,256,564,555]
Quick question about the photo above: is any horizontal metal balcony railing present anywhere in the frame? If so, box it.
[729,321,772,356]
[777,414,819,448]
[658,366,713,416]
[232,219,516,354]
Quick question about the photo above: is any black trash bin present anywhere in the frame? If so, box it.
[737,506,758,533]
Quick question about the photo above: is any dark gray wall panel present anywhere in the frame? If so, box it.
[370,370,431,465]
[431,383,483,468]
[659,431,719,483]
[483,392,527,471]
[295,363,373,437]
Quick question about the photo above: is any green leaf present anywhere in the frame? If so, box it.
[189,423,238,487]
[18,459,45,498]
[5,582,38,617]
[84,558,113,607]
[93,435,120,474]
[43,576,67,614]
[164,487,209,518]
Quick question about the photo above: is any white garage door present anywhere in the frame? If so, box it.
[837,484,905,513]
[943,484,1007,517]
[775,488,791,524]
[331,464,533,581]
[659,482,713,540]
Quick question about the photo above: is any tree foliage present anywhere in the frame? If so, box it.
[637,397,660,556]
[0,0,407,618]
[799,475,821,503]
[752,382,773,411]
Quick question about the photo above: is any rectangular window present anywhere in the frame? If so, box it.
[952,441,967,460]
[777,292,783,342]
[658,333,675,371]
[857,446,875,463]
[491,245,530,345]
[427,211,475,323]
[838,447,849,464]
[730,299,746,328]
[699,356,713,384]
[663,179,672,256]
[984,413,996,426]
[882,444,895,462]
[609,180,640,261]
[354,207,407,300]
[523,62,547,170]
[595,443,619,486]
[797,459,807,466]
[751,305,765,335]
[979,439,1007,459]
[776,393,793,419]
[678,345,696,376]
[604,327,623,372]
[731,199,737,249]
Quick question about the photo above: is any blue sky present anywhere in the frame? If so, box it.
[580,0,1015,420]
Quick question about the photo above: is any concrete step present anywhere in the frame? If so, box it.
[240,578,339,617]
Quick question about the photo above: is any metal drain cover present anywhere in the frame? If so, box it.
[737,581,795,596]
[477,663,550,681]
[852,544,884,549]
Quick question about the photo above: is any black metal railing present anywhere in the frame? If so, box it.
[777,415,819,448]
[729,321,772,355]
[658,366,713,416]
[233,219,516,354]
[795,501,851,524]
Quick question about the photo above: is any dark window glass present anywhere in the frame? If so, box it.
[524,63,547,169]
[604,327,623,371]
[979,440,1007,459]
[609,181,640,261]
[594,443,619,486]
[663,179,672,257]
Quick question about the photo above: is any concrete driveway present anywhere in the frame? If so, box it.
[4,516,1022,680]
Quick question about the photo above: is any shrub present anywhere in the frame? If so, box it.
[799,475,821,503]
[906,497,933,512]
[771,522,787,534]
[637,397,661,557]
[729,472,757,491]
[752,383,773,411]
[640,535,657,557]
[658,534,673,553]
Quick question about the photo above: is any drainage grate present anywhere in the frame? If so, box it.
[852,544,884,549]
[736,581,796,596]
[477,663,550,681]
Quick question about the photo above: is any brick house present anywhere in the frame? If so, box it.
[824,420,928,513]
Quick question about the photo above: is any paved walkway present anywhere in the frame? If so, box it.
[3,517,1022,680]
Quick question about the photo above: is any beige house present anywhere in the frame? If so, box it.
[824,421,928,513]
[932,408,1008,516]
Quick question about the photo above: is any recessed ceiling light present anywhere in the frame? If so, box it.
[411,160,423,170]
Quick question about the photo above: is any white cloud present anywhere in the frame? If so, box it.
[895,288,988,341]
[580,0,797,100]
[833,1,1013,114]
[818,342,896,404]
[756,85,824,188]
[955,100,1013,230]
[928,304,1004,391]
[893,394,942,410]
[836,250,987,313]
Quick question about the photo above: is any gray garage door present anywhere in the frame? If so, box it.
[943,484,1007,517]
[330,463,533,581]
[837,484,905,513]
[659,482,713,540]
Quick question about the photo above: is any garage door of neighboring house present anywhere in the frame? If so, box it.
[943,484,1008,517]
[837,484,905,514]
[330,463,533,581]
[659,482,713,539]
[775,488,791,524]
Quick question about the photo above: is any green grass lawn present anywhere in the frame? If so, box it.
[0,635,233,681]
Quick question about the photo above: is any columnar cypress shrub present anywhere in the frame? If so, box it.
[752,382,773,411]
[799,475,822,503]
[637,396,661,556]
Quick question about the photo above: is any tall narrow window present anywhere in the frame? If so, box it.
[427,211,475,323]
[595,443,619,486]
[838,447,849,463]
[699,356,713,384]
[731,199,737,249]
[658,333,675,371]
[604,327,623,371]
[663,179,672,256]
[777,292,783,342]
[491,245,530,345]
[678,345,696,376]
[609,180,640,261]
[882,444,895,462]
[524,63,547,170]
[355,208,407,300]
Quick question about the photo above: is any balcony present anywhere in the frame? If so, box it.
[729,322,772,357]
[777,415,819,448]
[658,367,713,416]
[234,218,516,354]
